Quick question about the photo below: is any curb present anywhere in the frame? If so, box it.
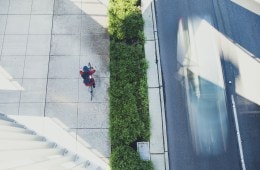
[142,0,169,169]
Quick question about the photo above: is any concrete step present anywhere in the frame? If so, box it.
[0,131,43,140]
[70,162,89,170]
[0,148,65,162]
[0,115,16,123]
[0,120,25,128]
[6,155,76,170]
[0,125,30,133]
[0,140,55,150]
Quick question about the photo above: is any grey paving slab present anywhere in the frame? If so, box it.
[20,79,47,102]
[145,41,159,87]
[0,35,3,54]
[51,35,80,55]
[81,2,108,15]
[0,89,21,103]
[26,35,51,55]
[77,129,110,158]
[53,15,81,35]
[142,1,154,41]
[54,0,82,15]
[46,78,78,102]
[2,35,28,55]
[8,0,32,14]
[80,34,109,56]
[0,55,25,78]
[31,0,54,14]
[80,55,109,78]
[78,77,109,102]
[0,0,9,14]
[81,14,107,34]
[45,102,78,128]
[151,154,166,170]
[0,15,7,34]
[29,15,53,34]
[19,102,45,116]
[49,55,79,78]
[0,103,19,115]
[148,88,164,154]
[5,15,30,34]
[23,55,49,78]
[78,102,109,128]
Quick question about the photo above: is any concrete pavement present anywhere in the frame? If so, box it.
[142,0,169,169]
[0,0,110,166]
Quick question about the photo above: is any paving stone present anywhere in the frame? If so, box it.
[0,103,19,115]
[142,1,154,41]
[80,55,109,78]
[151,154,166,170]
[46,79,78,102]
[53,15,81,35]
[0,90,20,103]
[23,55,49,78]
[45,102,78,128]
[78,77,109,102]
[145,41,159,87]
[19,102,45,116]
[49,55,79,78]
[31,0,54,14]
[2,35,27,55]
[78,103,109,128]
[51,35,80,55]
[0,55,26,78]
[81,2,107,15]
[0,79,22,103]
[8,0,32,14]
[26,35,51,55]
[0,0,10,14]
[0,15,7,34]
[29,15,53,34]
[77,129,111,158]
[148,88,164,153]
[5,15,30,34]
[54,0,82,14]
[0,77,23,90]
[20,79,47,102]
[80,34,109,56]
[0,35,3,53]
[81,14,107,34]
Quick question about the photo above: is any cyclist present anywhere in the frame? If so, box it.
[80,65,96,88]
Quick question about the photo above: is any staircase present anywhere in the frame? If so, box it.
[0,113,102,170]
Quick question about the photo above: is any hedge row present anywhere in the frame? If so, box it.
[108,0,153,169]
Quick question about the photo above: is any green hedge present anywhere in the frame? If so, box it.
[111,146,153,170]
[109,0,153,169]
[108,0,144,43]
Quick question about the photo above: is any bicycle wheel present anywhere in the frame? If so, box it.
[90,86,94,101]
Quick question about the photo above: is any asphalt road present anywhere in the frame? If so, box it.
[154,0,260,169]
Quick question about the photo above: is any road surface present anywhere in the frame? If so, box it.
[154,0,260,169]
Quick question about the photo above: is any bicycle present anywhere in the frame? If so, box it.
[80,62,96,101]
[88,62,95,101]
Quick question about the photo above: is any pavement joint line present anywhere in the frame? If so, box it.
[146,39,156,41]
[43,0,55,118]
[0,2,11,60]
[148,86,160,88]
[17,0,34,116]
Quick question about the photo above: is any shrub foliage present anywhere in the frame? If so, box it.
[108,0,152,169]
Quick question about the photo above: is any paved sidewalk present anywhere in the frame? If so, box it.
[0,0,110,166]
[142,0,169,169]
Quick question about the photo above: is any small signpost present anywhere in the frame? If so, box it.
[137,142,150,161]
